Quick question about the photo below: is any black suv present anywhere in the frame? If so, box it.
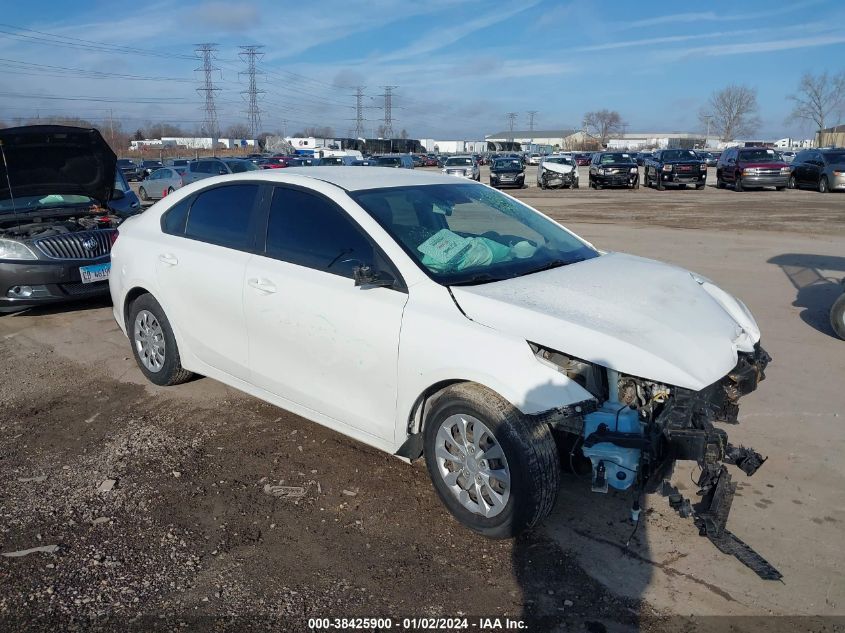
[117,158,141,182]
[589,152,638,189]
[643,149,707,190]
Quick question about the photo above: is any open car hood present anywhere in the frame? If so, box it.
[0,125,116,206]
[450,252,759,391]
[541,162,575,174]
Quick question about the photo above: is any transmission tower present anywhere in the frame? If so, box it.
[381,86,398,138]
[506,112,518,142]
[527,110,538,133]
[353,86,366,138]
[239,45,265,139]
[194,44,220,138]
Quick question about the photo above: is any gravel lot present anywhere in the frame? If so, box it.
[2,170,844,632]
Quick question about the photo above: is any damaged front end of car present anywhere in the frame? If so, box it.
[530,342,781,580]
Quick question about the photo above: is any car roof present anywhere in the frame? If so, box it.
[216,166,467,191]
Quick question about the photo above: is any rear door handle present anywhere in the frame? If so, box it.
[247,278,277,294]
[158,254,178,266]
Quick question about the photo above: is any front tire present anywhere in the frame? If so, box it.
[128,294,194,387]
[735,175,744,192]
[788,175,797,190]
[423,383,560,538]
[138,187,149,201]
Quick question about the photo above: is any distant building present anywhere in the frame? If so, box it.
[816,124,845,147]
[419,139,487,154]
[130,137,257,151]
[485,129,578,150]
[605,132,718,150]
[773,138,814,149]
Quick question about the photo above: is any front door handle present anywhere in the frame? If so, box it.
[158,253,178,266]
[247,278,277,294]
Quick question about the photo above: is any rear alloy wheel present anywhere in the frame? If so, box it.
[167,186,174,194]
[819,176,829,193]
[424,383,560,538]
[128,294,193,387]
[788,174,797,189]
[138,187,149,201]
[831,293,845,340]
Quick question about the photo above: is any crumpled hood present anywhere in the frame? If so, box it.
[451,252,759,391]
[541,162,575,174]
[0,125,116,206]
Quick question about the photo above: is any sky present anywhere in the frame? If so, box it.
[0,0,844,140]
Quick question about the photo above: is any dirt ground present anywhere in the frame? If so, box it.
[2,174,844,632]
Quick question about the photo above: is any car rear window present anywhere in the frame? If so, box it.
[185,184,259,249]
[738,149,779,161]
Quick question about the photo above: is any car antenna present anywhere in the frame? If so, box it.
[0,138,22,230]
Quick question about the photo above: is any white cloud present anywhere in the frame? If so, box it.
[378,1,541,62]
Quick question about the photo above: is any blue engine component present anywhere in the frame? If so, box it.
[581,403,643,492]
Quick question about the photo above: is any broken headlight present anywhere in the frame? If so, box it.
[0,238,37,260]
[529,343,605,399]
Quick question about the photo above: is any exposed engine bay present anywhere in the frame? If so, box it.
[530,342,781,580]
[0,212,120,240]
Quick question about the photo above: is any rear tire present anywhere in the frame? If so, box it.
[819,176,829,193]
[423,383,561,538]
[831,293,845,340]
[138,187,149,201]
[128,294,194,387]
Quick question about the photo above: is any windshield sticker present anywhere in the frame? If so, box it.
[417,229,470,264]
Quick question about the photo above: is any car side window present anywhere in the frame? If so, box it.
[161,196,191,235]
[184,184,260,250]
[264,186,376,279]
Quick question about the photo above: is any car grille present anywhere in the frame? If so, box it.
[34,229,116,260]
[751,168,782,176]
[59,280,109,296]
[447,169,465,175]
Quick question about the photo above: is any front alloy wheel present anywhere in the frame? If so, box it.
[819,176,829,193]
[134,309,165,373]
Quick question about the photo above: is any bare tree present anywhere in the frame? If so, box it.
[224,123,251,138]
[787,71,845,146]
[582,109,624,145]
[699,85,761,142]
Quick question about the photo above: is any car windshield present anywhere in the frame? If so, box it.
[445,157,473,166]
[376,157,401,166]
[662,150,698,160]
[350,183,598,285]
[224,160,258,173]
[493,159,521,169]
[823,151,845,163]
[0,194,95,214]
[738,149,779,162]
[544,156,574,165]
[599,153,633,164]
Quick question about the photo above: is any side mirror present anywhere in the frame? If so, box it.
[111,188,126,200]
[353,265,395,288]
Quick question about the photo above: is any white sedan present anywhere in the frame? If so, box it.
[109,167,771,539]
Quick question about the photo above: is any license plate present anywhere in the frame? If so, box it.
[79,262,111,284]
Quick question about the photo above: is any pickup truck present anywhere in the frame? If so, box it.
[643,149,707,190]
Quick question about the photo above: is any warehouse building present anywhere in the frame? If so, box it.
[485,129,580,151]
[816,124,845,147]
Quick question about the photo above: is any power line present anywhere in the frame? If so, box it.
[527,110,538,133]
[238,45,264,138]
[195,44,221,138]
[380,86,398,139]
[507,112,518,142]
[353,86,366,138]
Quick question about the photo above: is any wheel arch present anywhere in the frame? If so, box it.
[123,285,154,332]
